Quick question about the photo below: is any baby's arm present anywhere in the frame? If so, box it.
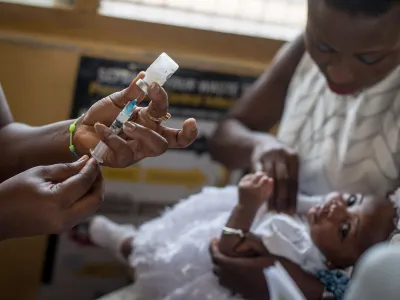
[219,172,272,257]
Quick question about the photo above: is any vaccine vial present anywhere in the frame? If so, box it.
[136,52,179,94]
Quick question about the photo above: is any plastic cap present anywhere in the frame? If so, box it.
[137,52,179,94]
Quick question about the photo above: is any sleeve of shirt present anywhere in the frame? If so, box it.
[254,215,313,266]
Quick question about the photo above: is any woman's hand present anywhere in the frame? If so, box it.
[251,136,299,213]
[210,238,325,300]
[235,233,270,257]
[210,238,270,300]
[0,156,104,240]
[74,72,198,167]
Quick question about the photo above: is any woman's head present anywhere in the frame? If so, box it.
[305,0,400,95]
[307,193,396,269]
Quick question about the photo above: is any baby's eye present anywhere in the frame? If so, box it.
[357,55,385,65]
[346,195,358,207]
[316,43,334,53]
[339,221,351,240]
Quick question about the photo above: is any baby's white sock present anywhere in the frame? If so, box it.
[89,215,136,262]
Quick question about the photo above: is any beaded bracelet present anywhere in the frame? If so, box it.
[69,114,85,158]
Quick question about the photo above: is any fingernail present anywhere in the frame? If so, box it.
[190,124,197,132]
[94,123,105,134]
[88,157,99,166]
[124,122,136,133]
[77,155,89,162]
[150,83,160,94]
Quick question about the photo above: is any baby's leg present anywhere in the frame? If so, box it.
[89,216,136,263]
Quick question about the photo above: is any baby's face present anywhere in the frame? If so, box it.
[308,193,396,269]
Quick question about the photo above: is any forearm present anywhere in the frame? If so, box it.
[209,119,276,170]
[0,121,75,181]
[219,204,259,256]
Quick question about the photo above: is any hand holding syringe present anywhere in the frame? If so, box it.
[91,53,179,163]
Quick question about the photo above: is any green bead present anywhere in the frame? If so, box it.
[69,123,76,133]
[69,145,75,152]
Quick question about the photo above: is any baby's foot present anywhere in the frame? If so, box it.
[89,216,137,262]
[238,171,273,209]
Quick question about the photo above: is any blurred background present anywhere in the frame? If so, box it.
[0,0,306,299]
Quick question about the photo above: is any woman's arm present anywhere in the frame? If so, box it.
[209,35,305,170]
[0,86,75,181]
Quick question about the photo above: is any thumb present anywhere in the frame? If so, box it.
[40,155,90,181]
[235,242,251,254]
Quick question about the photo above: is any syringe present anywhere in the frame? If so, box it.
[90,52,179,163]
[91,96,141,163]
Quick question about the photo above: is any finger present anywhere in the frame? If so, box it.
[288,155,299,214]
[210,238,222,264]
[274,160,290,212]
[39,155,90,181]
[234,242,252,254]
[94,123,134,166]
[262,159,274,178]
[253,171,266,185]
[157,118,198,148]
[109,72,146,108]
[123,122,168,157]
[261,176,274,200]
[56,158,100,207]
[147,83,169,119]
[65,173,105,228]
[263,160,277,211]
[212,266,221,277]
[210,239,260,269]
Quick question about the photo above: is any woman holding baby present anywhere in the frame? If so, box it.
[1,0,399,299]
[208,0,400,299]
[87,2,400,300]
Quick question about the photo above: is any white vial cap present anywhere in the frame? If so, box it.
[136,52,179,94]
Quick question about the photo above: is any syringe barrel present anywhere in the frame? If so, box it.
[136,53,179,94]
[91,140,108,164]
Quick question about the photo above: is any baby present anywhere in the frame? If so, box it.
[86,172,398,300]
[219,172,397,274]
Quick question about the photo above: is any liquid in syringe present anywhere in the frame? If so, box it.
[90,52,179,163]
[91,94,141,163]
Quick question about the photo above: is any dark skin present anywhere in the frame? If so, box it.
[219,172,273,257]
[308,194,396,269]
[0,73,198,240]
[211,194,396,300]
[209,35,305,213]
[209,1,400,299]
[306,0,400,93]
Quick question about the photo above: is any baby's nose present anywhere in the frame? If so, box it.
[329,200,348,220]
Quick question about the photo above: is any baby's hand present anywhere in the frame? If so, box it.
[238,172,273,210]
